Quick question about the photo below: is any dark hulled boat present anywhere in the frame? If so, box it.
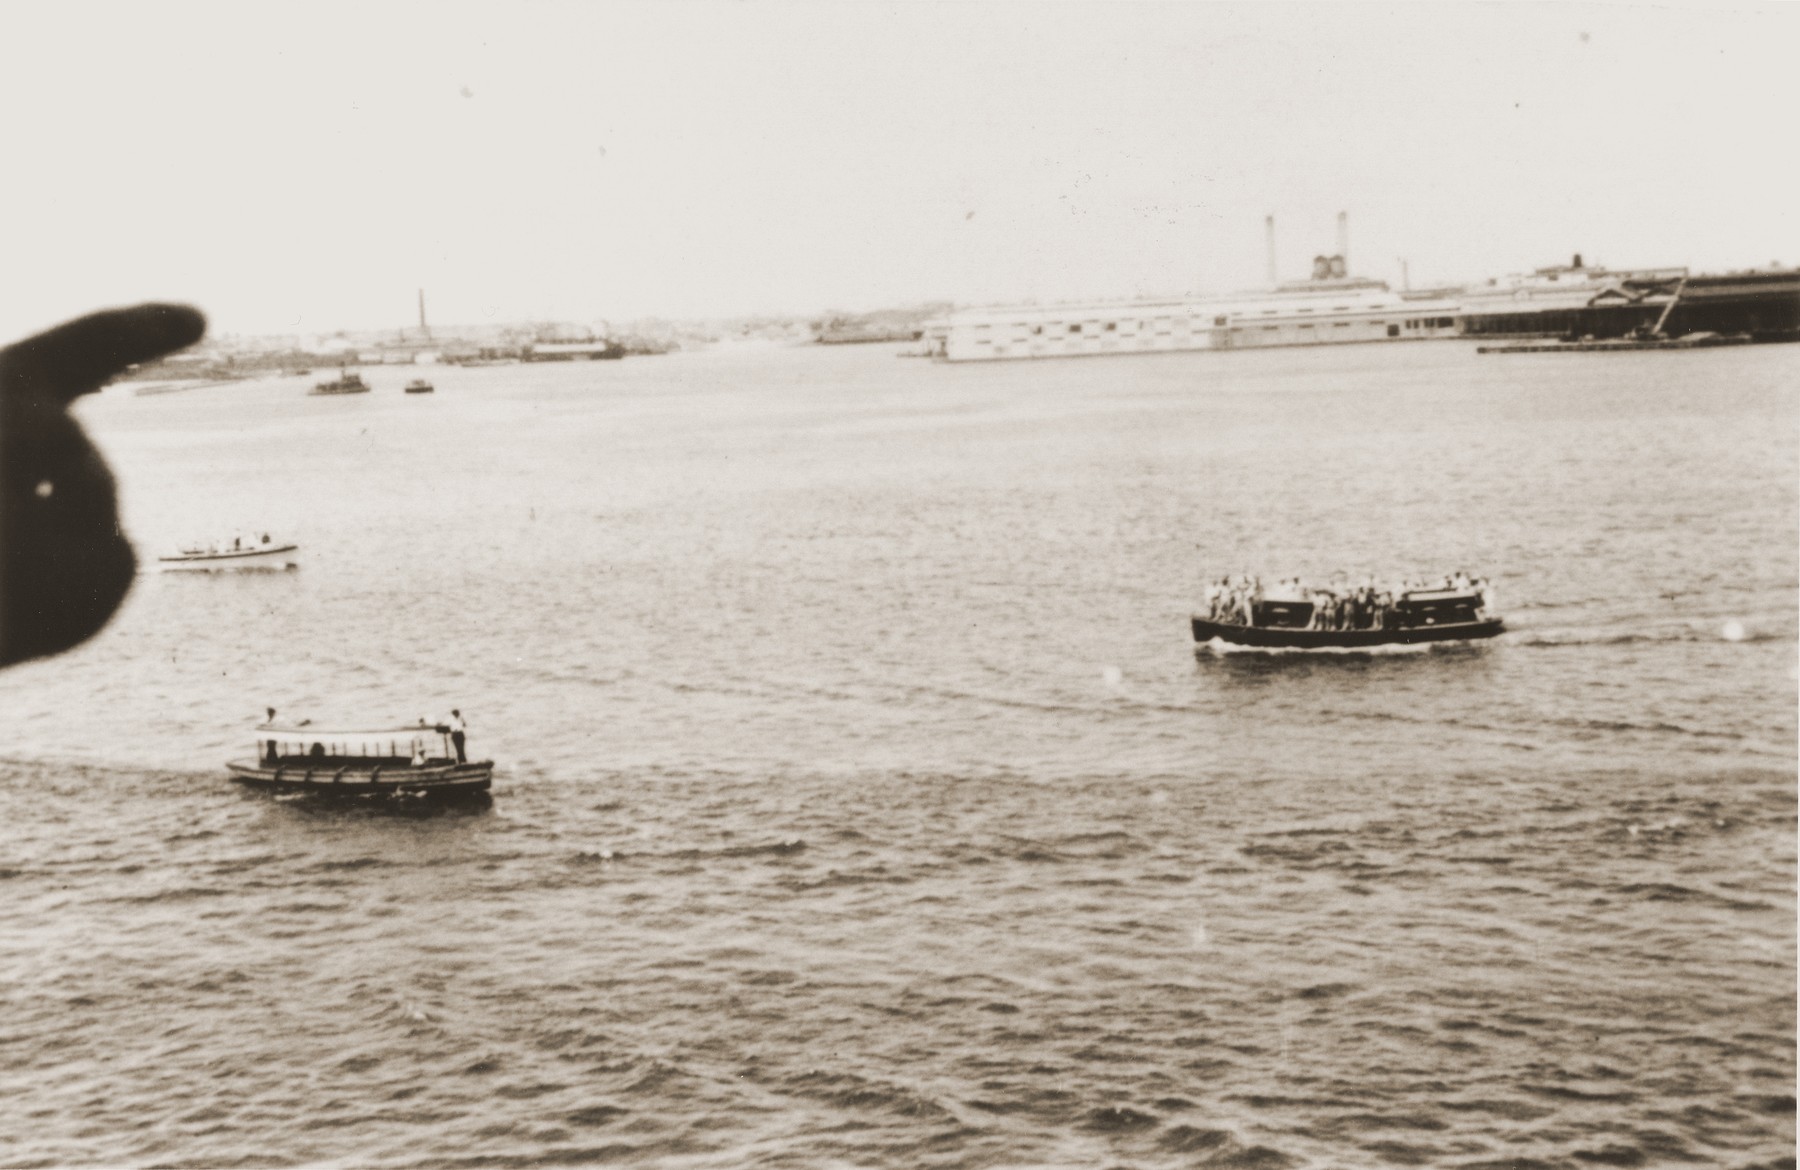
[1193,589,1503,650]
[309,370,370,395]
[228,721,492,798]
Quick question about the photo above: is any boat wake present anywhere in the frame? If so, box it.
[1196,636,1443,657]
[1512,623,1788,648]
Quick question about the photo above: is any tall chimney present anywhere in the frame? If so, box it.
[1265,215,1277,286]
[417,288,428,337]
[1336,211,1349,271]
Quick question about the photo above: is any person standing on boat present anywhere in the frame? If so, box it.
[448,709,467,763]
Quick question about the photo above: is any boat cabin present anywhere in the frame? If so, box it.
[255,722,455,768]
[1252,599,1316,629]
[171,533,283,557]
[1395,590,1486,627]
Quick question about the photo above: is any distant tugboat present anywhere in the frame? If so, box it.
[310,369,370,395]
[404,377,435,394]
[1193,580,1503,650]
[228,719,492,799]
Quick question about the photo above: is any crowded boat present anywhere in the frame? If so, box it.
[1193,572,1503,649]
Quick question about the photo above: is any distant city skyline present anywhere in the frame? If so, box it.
[2,1,1794,340]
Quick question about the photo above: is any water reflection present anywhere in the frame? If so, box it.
[1196,640,1500,688]
[255,789,494,821]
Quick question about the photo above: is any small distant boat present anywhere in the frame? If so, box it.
[815,319,925,345]
[1193,587,1503,650]
[228,720,492,799]
[310,370,370,395]
[157,535,298,572]
[404,378,435,394]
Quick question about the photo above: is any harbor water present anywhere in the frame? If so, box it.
[2,340,1794,1168]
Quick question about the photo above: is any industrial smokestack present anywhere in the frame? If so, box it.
[418,288,429,338]
[1336,211,1349,272]
[1265,215,1277,286]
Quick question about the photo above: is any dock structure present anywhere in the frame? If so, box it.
[934,214,1461,362]
[1456,260,1800,342]
[1477,335,1754,354]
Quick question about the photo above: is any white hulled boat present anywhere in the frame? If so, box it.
[157,534,298,572]
[228,720,493,799]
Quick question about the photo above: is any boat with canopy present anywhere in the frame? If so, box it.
[227,720,492,797]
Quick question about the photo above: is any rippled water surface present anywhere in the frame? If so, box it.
[3,341,1794,1168]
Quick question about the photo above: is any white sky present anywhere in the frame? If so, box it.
[0,1,1793,338]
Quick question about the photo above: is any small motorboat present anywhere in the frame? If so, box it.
[157,534,298,572]
[228,720,493,799]
[404,378,435,394]
[1193,587,1503,650]
[310,370,370,395]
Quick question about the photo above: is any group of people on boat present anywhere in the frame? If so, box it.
[1203,573,1493,630]
[234,706,489,799]
[178,533,275,556]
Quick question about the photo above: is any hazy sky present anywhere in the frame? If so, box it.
[0,1,1793,338]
